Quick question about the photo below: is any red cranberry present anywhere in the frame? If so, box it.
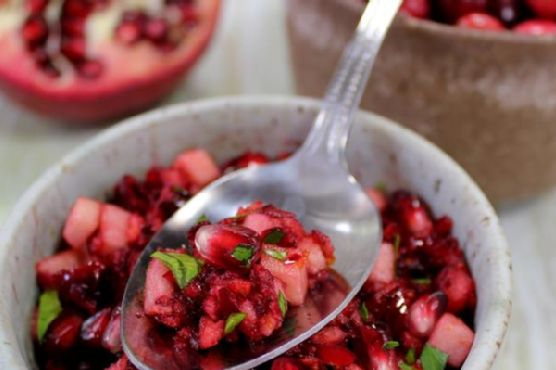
[457,13,505,30]
[526,0,556,19]
[514,19,556,35]
[400,0,431,19]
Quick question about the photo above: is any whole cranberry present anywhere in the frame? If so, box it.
[457,13,505,30]
[526,0,556,19]
[488,0,524,26]
[514,19,556,35]
[433,0,488,23]
[400,0,431,19]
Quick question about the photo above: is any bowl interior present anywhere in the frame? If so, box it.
[0,97,510,370]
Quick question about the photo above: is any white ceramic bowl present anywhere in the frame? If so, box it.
[0,96,511,369]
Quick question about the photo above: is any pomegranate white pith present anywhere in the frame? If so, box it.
[0,0,220,122]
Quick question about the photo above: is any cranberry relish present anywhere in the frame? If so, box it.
[32,148,476,370]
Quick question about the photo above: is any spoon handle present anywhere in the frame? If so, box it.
[298,0,402,165]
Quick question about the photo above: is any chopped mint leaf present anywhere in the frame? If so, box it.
[374,181,387,193]
[37,290,62,343]
[231,244,254,264]
[399,362,414,370]
[151,251,200,289]
[264,248,287,261]
[359,302,369,321]
[406,348,416,365]
[412,277,432,285]
[421,344,448,370]
[263,229,285,244]
[393,233,401,255]
[384,341,400,350]
[197,214,209,223]
[278,291,288,317]
[224,312,246,335]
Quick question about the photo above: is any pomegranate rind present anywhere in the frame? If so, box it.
[0,0,221,123]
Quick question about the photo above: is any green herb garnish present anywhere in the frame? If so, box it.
[197,214,209,223]
[151,251,201,289]
[264,248,287,261]
[37,291,62,343]
[359,302,369,321]
[224,312,247,335]
[412,277,432,285]
[263,229,285,244]
[278,291,288,317]
[384,341,400,350]
[399,362,415,370]
[231,244,254,264]
[406,348,416,365]
[420,344,448,370]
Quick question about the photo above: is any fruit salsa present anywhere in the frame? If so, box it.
[398,0,556,35]
[33,149,476,370]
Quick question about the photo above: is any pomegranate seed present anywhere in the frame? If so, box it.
[26,0,49,14]
[514,19,556,35]
[400,0,430,19]
[195,224,259,269]
[61,0,92,18]
[408,292,447,336]
[61,18,86,38]
[80,308,111,347]
[115,21,143,44]
[77,60,104,79]
[43,313,84,353]
[21,15,49,48]
[180,5,200,25]
[526,0,556,19]
[61,37,87,63]
[457,13,505,30]
[145,18,170,43]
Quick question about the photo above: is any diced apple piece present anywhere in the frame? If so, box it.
[299,237,326,275]
[436,265,476,313]
[63,197,101,251]
[365,188,387,212]
[144,258,175,318]
[36,249,84,288]
[367,243,396,285]
[428,313,475,367]
[312,326,347,345]
[243,213,276,234]
[261,254,308,306]
[173,149,221,188]
[98,205,141,256]
[198,317,224,350]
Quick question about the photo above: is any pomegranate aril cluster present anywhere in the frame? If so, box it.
[20,0,200,79]
[397,0,556,35]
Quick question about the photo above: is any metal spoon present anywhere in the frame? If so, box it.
[122,1,401,369]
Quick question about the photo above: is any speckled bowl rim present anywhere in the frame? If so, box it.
[0,96,511,369]
[338,0,556,44]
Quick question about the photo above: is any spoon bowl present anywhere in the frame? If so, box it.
[122,0,402,368]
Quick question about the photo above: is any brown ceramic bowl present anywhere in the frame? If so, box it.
[287,0,556,203]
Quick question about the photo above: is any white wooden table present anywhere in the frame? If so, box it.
[0,1,552,369]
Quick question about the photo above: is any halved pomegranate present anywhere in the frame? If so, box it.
[0,0,220,123]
